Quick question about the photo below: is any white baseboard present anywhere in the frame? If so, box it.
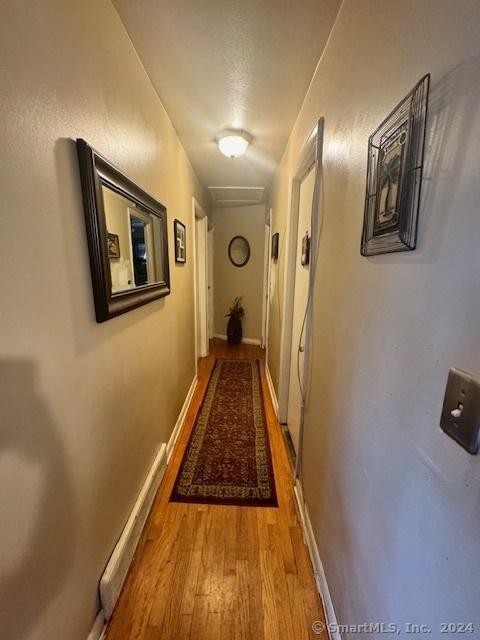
[167,374,198,462]
[265,362,278,417]
[86,610,106,640]
[293,481,306,532]
[95,373,198,627]
[213,333,261,346]
[100,443,168,620]
[294,480,341,640]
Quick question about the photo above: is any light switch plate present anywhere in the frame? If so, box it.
[440,368,480,454]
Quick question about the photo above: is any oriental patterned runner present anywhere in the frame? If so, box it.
[170,359,277,507]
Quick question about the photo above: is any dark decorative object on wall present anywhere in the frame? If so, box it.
[271,232,279,261]
[77,139,170,322]
[301,231,310,266]
[228,235,250,267]
[226,297,244,345]
[174,219,186,263]
[107,232,120,258]
[361,74,430,256]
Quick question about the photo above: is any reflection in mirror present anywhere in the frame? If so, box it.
[228,235,250,267]
[102,186,164,294]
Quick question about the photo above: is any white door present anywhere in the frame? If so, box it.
[287,167,315,453]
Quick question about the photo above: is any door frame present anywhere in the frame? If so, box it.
[261,211,272,350]
[277,121,324,423]
[128,207,155,286]
[207,227,215,340]
[192,198,209,369]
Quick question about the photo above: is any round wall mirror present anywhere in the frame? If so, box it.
[228,235,250,267]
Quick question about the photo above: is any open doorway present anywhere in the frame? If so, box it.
[192,198,209,368]
[277,120,324,460]
[286,167,315,452]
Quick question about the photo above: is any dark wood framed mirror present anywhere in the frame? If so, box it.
[76,139,170,322]
[228,235,250,267]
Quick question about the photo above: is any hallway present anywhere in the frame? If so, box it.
[105,340,326,639]
[2,2,480,639]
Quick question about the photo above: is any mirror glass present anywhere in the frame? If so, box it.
[228,235,250,267]
[102,185,165,294]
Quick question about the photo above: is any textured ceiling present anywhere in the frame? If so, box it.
[113,0,340,204]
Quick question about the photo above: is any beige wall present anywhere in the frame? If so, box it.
[0,1,209,639]
[268,0,480,630]
[213,205,265,342]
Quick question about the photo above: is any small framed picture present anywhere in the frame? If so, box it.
[271,232,279,261]
[174,219,186,263]
[301,231,310,266]
[107,232,120,259]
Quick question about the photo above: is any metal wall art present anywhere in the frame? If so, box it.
[361,74,430,256]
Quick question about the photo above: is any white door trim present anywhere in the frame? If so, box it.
[277,122,323,423]
[261,216,272,350]
[207,227,215,340]
[192,198,209,369]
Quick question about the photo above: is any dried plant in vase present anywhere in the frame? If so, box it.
[225,297,245,345]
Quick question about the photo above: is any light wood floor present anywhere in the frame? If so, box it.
[105,339,327,640]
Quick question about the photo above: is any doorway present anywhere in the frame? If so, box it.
[126,208,157,289]
[277,120,324,458]
[286,167,315,452]
[192,198,209,367]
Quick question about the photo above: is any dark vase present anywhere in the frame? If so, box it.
[227,316,243,345]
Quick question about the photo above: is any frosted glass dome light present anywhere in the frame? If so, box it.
[217,130,251,158]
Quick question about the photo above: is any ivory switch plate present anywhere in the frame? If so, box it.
[440,368,480,454]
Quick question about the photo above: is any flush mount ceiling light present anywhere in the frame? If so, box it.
[217,130,251,158]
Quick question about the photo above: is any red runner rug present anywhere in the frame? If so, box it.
[170,359,277,507]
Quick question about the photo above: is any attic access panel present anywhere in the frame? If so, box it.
[208,186,265,205]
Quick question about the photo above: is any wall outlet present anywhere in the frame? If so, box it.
[440,368,480,454]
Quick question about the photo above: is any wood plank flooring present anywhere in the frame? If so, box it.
[105,339,327,640]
